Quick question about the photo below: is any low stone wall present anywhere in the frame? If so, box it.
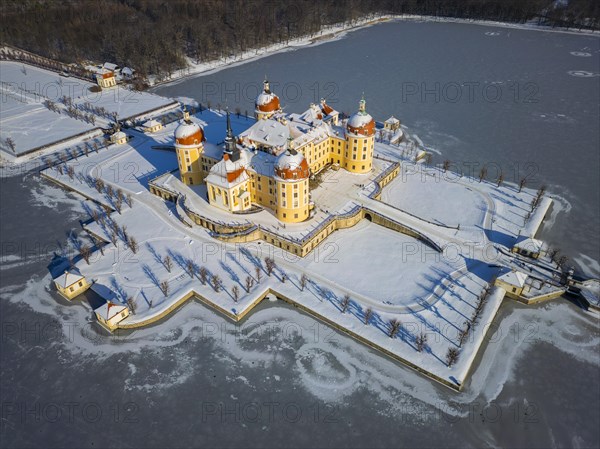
[115,285,462,391]
[516,288,566,304]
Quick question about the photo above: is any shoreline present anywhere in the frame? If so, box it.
[151,14,599,90]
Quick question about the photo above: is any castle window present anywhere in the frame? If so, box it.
[78,281,83,287]
[283,213,287,218]
[294,214,298,219]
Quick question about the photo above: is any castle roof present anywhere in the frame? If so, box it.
[53,269,84,289]
[346,98,375,137]
[94,301,128,321]
[174,119,204,146]
[497,268,528,288]
[275,150,309,181]
[255,78,281,113]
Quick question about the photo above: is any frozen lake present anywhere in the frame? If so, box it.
[2,20,599,448]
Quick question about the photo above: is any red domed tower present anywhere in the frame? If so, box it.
[175,119,206,185]
[346,97,375,137]
[344,97,375,173]
[274,143,310,223]
[255,78,282,120]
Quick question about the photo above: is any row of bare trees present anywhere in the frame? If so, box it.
[441,159,531,191]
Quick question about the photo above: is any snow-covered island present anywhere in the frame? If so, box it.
[5,61,579,392]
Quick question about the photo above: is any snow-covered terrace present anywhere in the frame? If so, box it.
[0,61,177,159]
[38,107,556,390]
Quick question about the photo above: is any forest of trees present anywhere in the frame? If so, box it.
[1,0,598,81]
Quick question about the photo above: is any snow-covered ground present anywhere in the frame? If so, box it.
[0,86,98,156]
[380,162,549,249]
[0,61,176,160]
[35,104,560,390]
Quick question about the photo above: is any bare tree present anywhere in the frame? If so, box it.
[255,266,262,283]
[446,347,460,367]
[496,172,504,187]
[388,319,401,338]
[415,333,428,352]
[126,193,133,207]
[518,178,527,193]
[90,235,104,256]
[186,259,195,278]
[232,286,239,302]
[115,197,123,213]
[300,273,308,291]
[211,274,221,292]
[478,166,487,182]
[95,178,104,193]
[264,257,275,276]
[442,160,451,173]
[128,236,138,254]
[530,196,538,211]
[120,224,128,242]
[164,255,172,273]
[110,231,118,245]
[6,137,16,154]
[363,307,373,325]
[79,245,91,264]
[199,266,208,284]
[280,273,286,283]
[340,294,350,313]
[126,297,137,315]
[557,255,569,268]
[160,280,170,296]
[245,275,254,293]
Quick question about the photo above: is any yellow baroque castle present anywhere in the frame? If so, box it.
[174,78,376,223]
